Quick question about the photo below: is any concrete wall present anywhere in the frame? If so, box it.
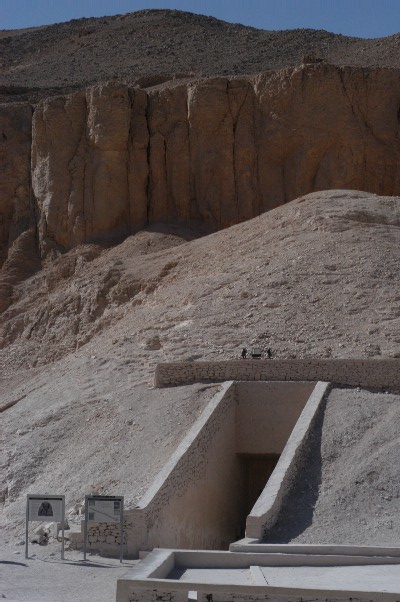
[74,380,326,557]
[245,382,330,539]
[72,382,241,556]
[122,592,379,602]
[136,381,245,552]
[236,382,316,455]
[155,359,400,389]
[116,382,240,555]
[127,382,323,554]
[117,548,400,602]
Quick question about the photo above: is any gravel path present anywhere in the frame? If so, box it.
[0,542,136,602]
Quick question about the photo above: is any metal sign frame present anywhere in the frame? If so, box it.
[26,494,65,559]
[83,495,124,563]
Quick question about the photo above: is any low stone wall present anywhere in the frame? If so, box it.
[73,382,238,557]
[116,548,400,602]
[245,381,330,539]
[123,592,393,602]
[155,359,400,389]
[69,515,141,557]
[130,381,240,553]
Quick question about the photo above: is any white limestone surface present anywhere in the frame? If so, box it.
[259,565,400,593]
[116,548,400,602]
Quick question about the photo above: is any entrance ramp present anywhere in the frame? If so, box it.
[72,380,327,557]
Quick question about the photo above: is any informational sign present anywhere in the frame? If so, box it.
[84,495,124,562]
[87,497,122,523]
[28,496,63,522]
[26,495,65,560]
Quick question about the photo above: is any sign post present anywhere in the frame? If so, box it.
[83,495,124,563]
[26,495,65,559]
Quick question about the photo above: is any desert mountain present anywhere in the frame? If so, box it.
[2,12,400,309]
[1,9,400,104]
[1,9,400,561]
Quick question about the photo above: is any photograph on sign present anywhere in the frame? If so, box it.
[87,498,121,523]
[28,497,63,522]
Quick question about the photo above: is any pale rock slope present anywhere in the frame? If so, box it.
[265,387,400,545]
[1,190,400,544]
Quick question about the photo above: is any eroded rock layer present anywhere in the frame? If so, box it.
[1,64,400,270]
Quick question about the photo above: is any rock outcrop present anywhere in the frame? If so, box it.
[0,103,33,263]
[2,63,400,272]
[0,103,37,312]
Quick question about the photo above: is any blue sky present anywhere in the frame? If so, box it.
[0,0,399,38]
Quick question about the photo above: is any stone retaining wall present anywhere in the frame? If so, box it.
[245,382,330,539]
[72,381,326,557]
[72,383,237,557]
[155,359,400,389]
[116,548,400,602]
[130,381,239,553]
[124,592,388,602]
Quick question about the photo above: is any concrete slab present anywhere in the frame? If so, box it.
[166,564,400,592]
[230,540,400,557]
[259,565,400,593]
[168,567,253,585]
[116,548,400,602]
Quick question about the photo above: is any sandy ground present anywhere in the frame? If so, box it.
[0,541,138,602]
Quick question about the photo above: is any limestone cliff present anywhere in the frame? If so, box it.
[0,104,33,261]
[1,63,400,283]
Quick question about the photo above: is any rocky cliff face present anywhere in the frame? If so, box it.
[1,63,400,285]
[0,104,33,261]
[0,103,38,312]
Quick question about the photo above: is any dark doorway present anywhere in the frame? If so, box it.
[240,454,280,516]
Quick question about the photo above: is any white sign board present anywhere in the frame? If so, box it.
[26,495,65,560]
[28,496,63,522]
[84,495,124,562]
[87,498,122,523]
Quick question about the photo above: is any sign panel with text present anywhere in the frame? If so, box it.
[84,495,124,562]
[87,497,121,523]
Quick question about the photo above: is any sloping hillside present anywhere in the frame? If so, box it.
[1,9,400,103]
[2,190,400,376]
[265,387,400,545]
[1,190,400,543]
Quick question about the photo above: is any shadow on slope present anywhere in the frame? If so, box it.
[263,393,327,543]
